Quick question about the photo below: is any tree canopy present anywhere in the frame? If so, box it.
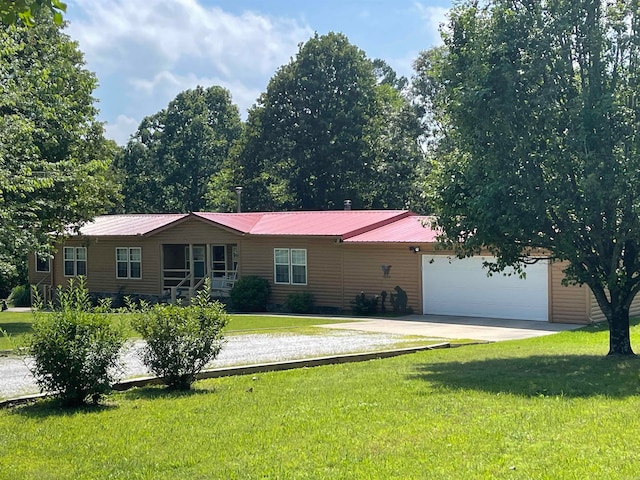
[0,19,119,289]
[0,0,66,26]
[114,86,242,213]
[211,32,425,212]
[420,0,640,355]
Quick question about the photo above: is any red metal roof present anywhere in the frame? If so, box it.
[192,212,265,233]
[249,210,409,236]
[343,216,439,243]
[74,210,433,241]
[74,214,187,236]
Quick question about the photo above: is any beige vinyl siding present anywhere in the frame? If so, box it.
[550,260,640,324]
[588,289,640,322]
[549,261,591,324]
[150,217,240,245]
[28,253,52,287]
[241,237,344,308]
[49,219,245,297]
[52,238,161,296]
[342,244,421,313]
[629,294,640,318]
[589,295,607,323]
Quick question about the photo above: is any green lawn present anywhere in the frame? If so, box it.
[0,312,357,351]
[2,322,640,478]
[0,312,32,351]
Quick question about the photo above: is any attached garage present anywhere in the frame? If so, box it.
[422,255,549,321]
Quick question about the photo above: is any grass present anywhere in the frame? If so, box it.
[2,322,640,478]
[0,312,32,351]
[225,314,355,333]
[0,312,358,352]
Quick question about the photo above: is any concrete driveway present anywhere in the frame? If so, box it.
[319,314,582,342]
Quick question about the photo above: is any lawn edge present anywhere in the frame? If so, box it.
[0,341,454,408]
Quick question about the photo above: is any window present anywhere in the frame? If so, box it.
[116,247,142,279]
[274,248,307,285]
[64,247,87,277]
[35,254,50,273]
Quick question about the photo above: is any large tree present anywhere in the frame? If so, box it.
[420,0,640,355]
[0,0,66,26]
[115,86,242,213]
[214,32,425,212]
[0,19,119,289]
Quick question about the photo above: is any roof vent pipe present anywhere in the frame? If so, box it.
[344,199,352,211]
[235,186,243,213]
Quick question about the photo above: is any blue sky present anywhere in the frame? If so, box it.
[64,0,452,145]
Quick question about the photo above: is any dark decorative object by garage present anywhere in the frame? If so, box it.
[351,291,379,315]
[390,286,412,314]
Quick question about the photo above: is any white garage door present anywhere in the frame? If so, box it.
[422,256,549,321]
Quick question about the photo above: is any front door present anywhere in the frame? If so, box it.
[190,245,206,279]
[211,245,227,277]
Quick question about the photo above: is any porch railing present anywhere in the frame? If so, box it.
[163,269,236,302]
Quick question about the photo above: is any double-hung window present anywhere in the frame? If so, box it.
[274,248,307,285]
[116,247,142,279]
[64,247,87,277]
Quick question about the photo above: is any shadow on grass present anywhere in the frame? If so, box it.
[575,317,640,334]
[411,354,640,398]
[10,397,119,418]
[118,384,217,402]
[0,322,33,336]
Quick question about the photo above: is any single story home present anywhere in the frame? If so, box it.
[28,209,626,324]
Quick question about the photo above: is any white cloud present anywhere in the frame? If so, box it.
[66,0,312,144]
[104,115,139,146]
[67,0,311,78]
[414,3,449,45]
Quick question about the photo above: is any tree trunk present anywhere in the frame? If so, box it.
[608,307,634,356]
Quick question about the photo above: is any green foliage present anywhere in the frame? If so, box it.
[8,284,30,307]
[351,292,379,316]
[114,86,242,213]
[224,32,426,212]
[0,0,66,26]
[420,0,640,355]
[285,291,315,314]
[0,20,120,286]
[28,278,125,406]
[229,275,270,312]
[130,283,229,390]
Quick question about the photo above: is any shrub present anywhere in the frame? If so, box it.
[130,281,229,390]
[230,275,270,312]
[8,284,31,307]
[286,291,315,314]
[351,291,379,315]
[29,278,125,406]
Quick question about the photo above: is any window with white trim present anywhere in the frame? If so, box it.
[64,247,87,277]
[35,254,50,273]
[274,248,307,285]
[116,247,142,279]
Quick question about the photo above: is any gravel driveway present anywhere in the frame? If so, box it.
[0,329,417,400]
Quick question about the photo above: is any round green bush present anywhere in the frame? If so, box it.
[8,284,31,307]
[230,275,271,312]
[29,279,125,406]
[286,291,315,314]
[130,282,229,390]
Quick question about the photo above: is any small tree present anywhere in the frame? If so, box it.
[131,281,229,390]
[29,278,125,406]
[420,0,640,355]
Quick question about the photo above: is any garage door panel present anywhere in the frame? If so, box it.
[422,256,548,321]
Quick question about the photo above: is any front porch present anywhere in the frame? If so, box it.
[162,243,238,302]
